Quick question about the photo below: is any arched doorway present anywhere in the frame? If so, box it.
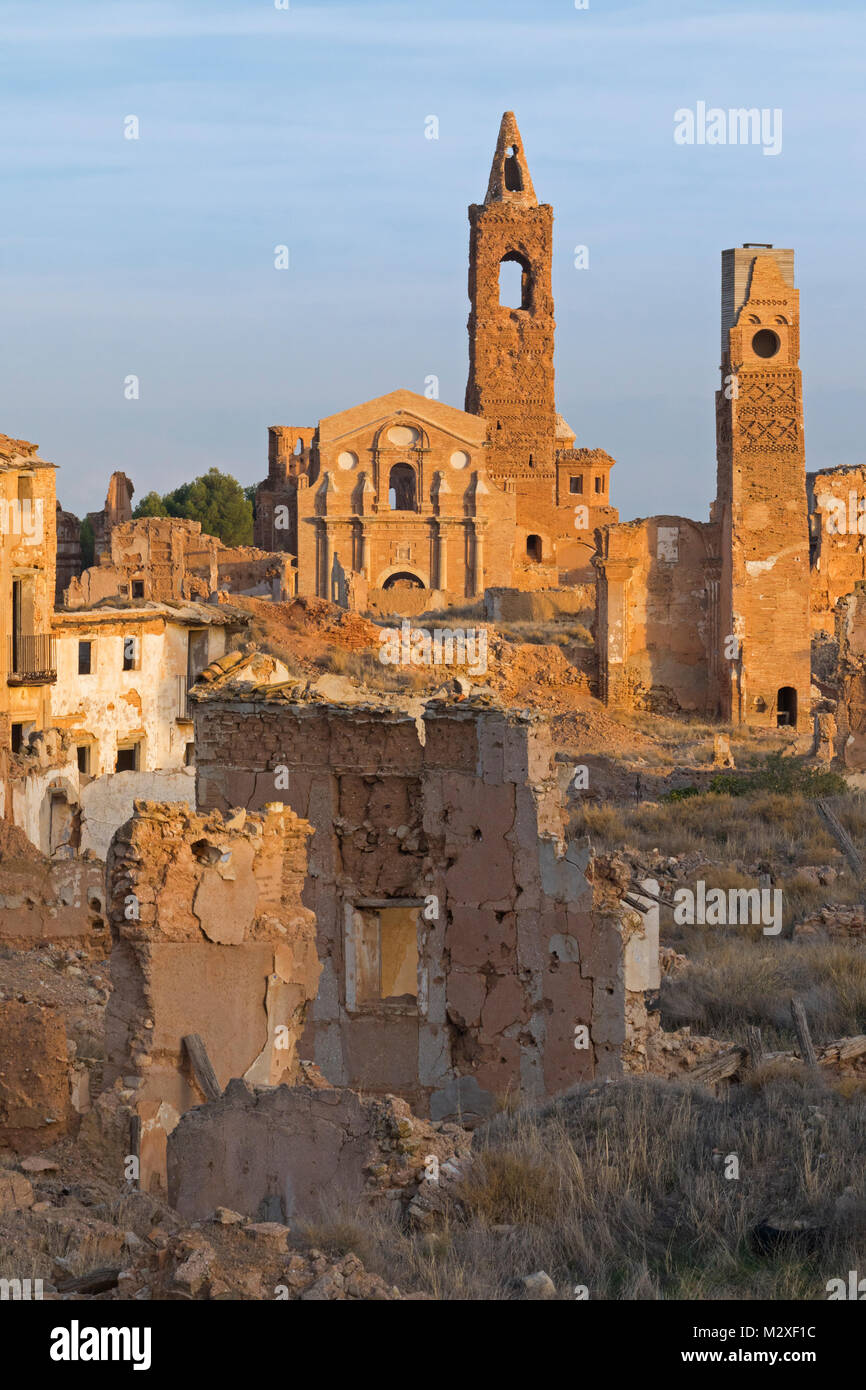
[382,571,425,591]
[526,534,542,563]
[388,463,417,511]
[777,686,797,728]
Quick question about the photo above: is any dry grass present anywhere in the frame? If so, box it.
[572,788,866,869]
[310,646,430,691]
[498,619,593,647]
[661,939,866,1048]
[322,1077,866,1299]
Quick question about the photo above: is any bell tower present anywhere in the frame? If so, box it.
[465,112,557,505]
[714,248,811,727]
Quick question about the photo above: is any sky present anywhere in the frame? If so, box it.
[0,0,864,521]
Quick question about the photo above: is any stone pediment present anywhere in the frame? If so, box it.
[317,389,487,450]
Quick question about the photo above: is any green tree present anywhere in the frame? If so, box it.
[133,490,169,519]
[163,468,253,546]
[79,516,95,568]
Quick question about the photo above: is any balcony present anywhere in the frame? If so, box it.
[7,634,57,685]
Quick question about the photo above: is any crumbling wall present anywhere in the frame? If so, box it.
[166,1075,469,1224]
[64,517,203,606]
[55,502,82,603]
[0,1002,72,1153]
[809,466,866,635]
[7,729,80,856]
[85,471,134,558]
[194,692,640,1116]
[595,516,719,712]
[104,800,319,1193]
[209,546,294,600]
[0,844,105,947]
[832,589,866,769]
[79,768,196,860]
[0,436,58,736]
[484,585,593,624]
[63,517,295,609]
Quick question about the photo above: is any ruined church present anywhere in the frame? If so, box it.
[251,112,831,732]
[253,113,618,608]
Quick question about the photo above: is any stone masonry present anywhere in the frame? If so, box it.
[192,684,651,1119]
[104,800,319,1193]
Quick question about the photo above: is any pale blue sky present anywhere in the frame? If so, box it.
[0,0,863,520]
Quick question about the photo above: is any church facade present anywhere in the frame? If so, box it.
[253,113,618,609]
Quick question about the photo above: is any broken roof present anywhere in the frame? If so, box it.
[53,598,250,628]
[0,433,55,470]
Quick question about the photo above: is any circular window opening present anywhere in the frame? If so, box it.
[751,329,780,358]
[387,425,420,447]
[337,450,357,471]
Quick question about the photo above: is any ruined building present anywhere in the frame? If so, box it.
[63,515,293,609]
[0,434,58,757]
[105,800,319,1191]
[191,673,656,1119]
[87,471,135,559]
[254,112,619,608]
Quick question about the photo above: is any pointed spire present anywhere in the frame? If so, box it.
[484,112,537,206]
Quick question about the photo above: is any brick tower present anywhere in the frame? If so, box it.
[465,113,557,517]
[713,248,811,727]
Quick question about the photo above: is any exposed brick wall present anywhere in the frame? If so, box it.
[808,465,866,635]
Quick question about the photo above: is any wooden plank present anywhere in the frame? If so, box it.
[817,1035,866,1065]
[690,1046,746,1086]
[182,1033,222,1102]
[622,894,652,914]
[790,997,819,1072]
[628,880,677,908]
[816,799,864,876]
[746,1026,765,1069]
[56,1267,120,1295]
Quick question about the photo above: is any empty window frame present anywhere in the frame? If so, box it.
[347,903,420,1010]
[115,742,140,772]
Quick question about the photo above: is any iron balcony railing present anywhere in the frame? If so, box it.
[7,633,57,684]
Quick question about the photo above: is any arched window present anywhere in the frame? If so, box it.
[526,534,542,563]
[389,463,417,512]
[499,252,532,310]
[504,144,523,192]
